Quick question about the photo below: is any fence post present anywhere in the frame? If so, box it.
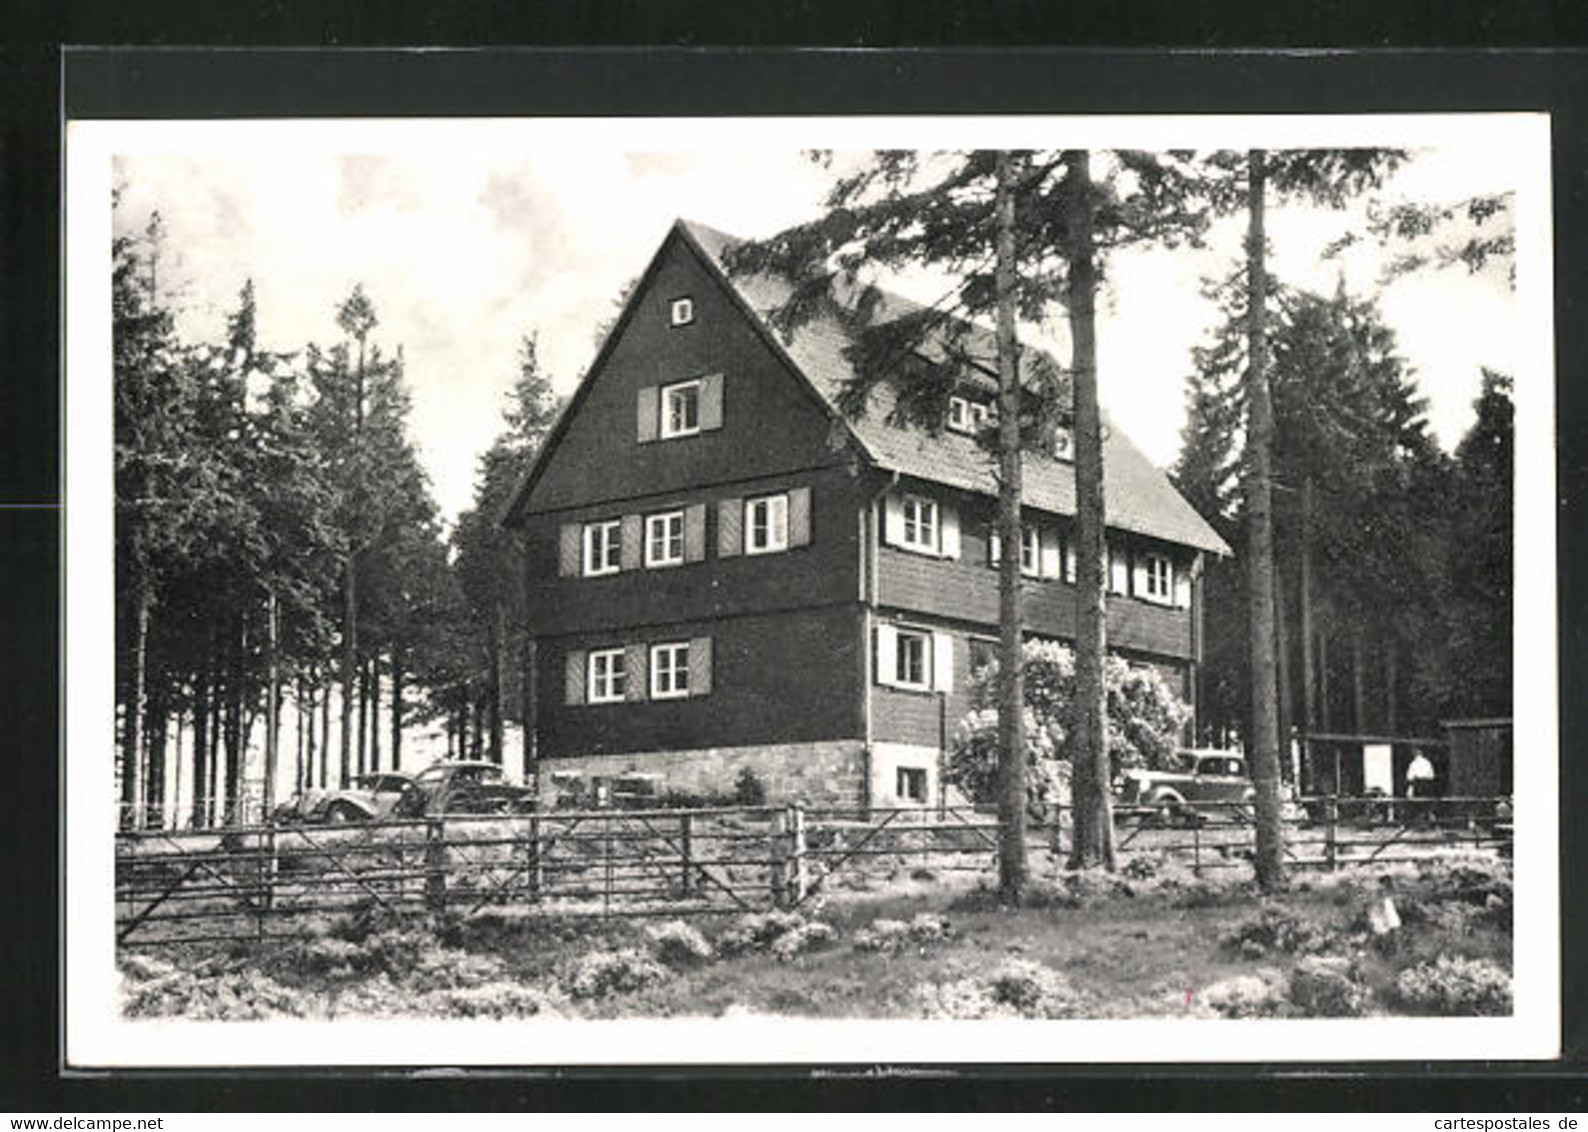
[770,807,790,908]
[425,816,447,912]
[1192,818,1202,877]
[263,821,278,915]
[680,813,695,899]
[789,803,808,906]
[1324,797,1338,871]
[526,815,542,905]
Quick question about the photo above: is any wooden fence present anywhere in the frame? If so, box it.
[115,796,1511,947]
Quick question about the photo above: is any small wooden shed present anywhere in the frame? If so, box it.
[1442,718,1513,798]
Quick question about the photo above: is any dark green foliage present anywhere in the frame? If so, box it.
[732,766,768,807]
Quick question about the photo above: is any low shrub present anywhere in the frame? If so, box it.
[854,913,953,954]
[923,959,1082,1019]
[646,920,715,969]
[418,981,559,1019]
[1200,971,1288,1018]
[1288,956,1369,1017]
[1394,955,1512,1016]
[563,948,669,1000]
[733,766,769,807]
[771,921,836,961]
[716,910,807,956]
[1220,906,1333,959]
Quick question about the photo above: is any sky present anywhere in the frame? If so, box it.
[111,125,1521,526]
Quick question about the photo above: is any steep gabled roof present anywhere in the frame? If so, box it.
[678,220,1231,556]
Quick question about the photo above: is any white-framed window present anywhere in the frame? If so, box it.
[896,766,928,803]
[1141,552,1174,603]
[1053,425,1075,460]
[650,642,690,699]
[746,492,789,555]
[645,510,684,567]
[669,297,694,327]
[587,648,627,703]
[947,395,972,432]
[582,520,621,577]
[1021,527,1041,577]
[661,379,702,438]
[971,402,992,431]
[895,628,930,690]
[900,495,939,553]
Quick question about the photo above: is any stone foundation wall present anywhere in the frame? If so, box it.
[868,742,943,809]
[536,740,870,809]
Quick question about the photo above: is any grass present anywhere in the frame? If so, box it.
[117,849,1512,1021]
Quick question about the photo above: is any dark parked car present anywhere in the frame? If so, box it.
[392,760,536,818]
[1116,750,1256,824]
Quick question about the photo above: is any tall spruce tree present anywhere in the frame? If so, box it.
[729,149,1212,891]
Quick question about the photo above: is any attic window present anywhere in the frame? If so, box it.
[948,396,992,435]
[670,297,694,327]
[1053,425,1075,461]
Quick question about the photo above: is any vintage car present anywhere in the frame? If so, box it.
[274,772,416,824]
[391,760,537,819]
[1116,750,1255,824]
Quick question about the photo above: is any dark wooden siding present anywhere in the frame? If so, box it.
[875,485,1195,661]
[522,233,845,515]
[538,604,865,758]
[522,465,863,635]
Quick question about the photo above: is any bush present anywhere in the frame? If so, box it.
[854,913,953,954]
[716,910,807,956]
[1201,971,1287,1018]
[733,766,768,807]
[1220,906,1332,959]
[1394,955,1512,1016]
[923,959,1083,1019]
[1289,956,1369,1017]
[646,920,714,969]
[563,948,668,999]
[771,921,835,961]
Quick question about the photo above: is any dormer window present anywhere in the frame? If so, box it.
[949,396,992,435]
[661,379,701,438]
[1053,425,1075,461]
[971,402,992,431]
[670,297,694,327]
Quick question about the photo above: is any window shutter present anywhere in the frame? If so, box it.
[788,486,812,548]
[875,624,898,687]
[882,495,905,547]
[564,650,587,705]
[699,372,724,431]
[1133,554,1149,598]
[717,498,743,557]
[939,504,960,559]
[636,386,659,443]
[932,632,955,693]
[559,524,582,577]
[624,643,648,702]
[620,515,643,571]
[689,636,713,696]
[684,503,707,562]
[1039,529,1062,579]
[1109,546,1130,595]
[1064,541,1077,584]
[988,531,1002,567]
[1174,564,1193,609]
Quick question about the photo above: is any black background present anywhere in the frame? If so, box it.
[3,19,1585,1113]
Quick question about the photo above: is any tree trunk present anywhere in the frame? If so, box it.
[370,654,382,773]
[296,675,307,795]
[991,150,1028,901]
[1385,638,1399,733]
[521,636,537,782]
[357,652,369,777]
[1318,621,1331,731]
[223,616,244,824]
[341,558,356,788]
[263,589,280,819]
[490,601,507,765]
[192,669,210,828]
[1275,564,1294,785]
[143,682,166,829]
[1064,149,1116,872]
[1243,149,1287,892]
[390,649,403,771]
[1351,620,1367,732]
[471,697,485,760]
[319,670,331,789]
[1300,477,1317,747]
[121,583,151,831]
